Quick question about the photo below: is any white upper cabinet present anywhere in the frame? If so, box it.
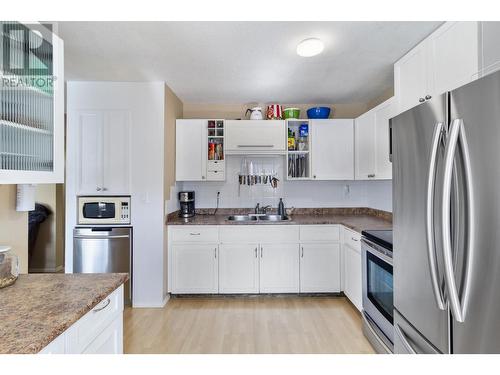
[395,22,479,114]
[354,110,376,179]
[394,41,429,113]
[75,110,131,195]
[311,119,354,180]
[0,22,65,184]
[176,119,206,181]
[479,22,500,78]
[428,22,479,95]
[225,120,286,154]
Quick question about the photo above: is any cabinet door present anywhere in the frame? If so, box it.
[300,243,341,293]
[344,244,362,311]
[394,42,428,113]
[429,22,479,96]
[82,315,123,354]
[480,22,500,77]
[373,99,395,179]
[172,243,218,293]
[77,111,104,194]
[219,243,259,293]
[175,119,206,181]
[102,111,131,194]
[225,120,286,152]
[259,243,299,293]
[311,119,354,180]
[355,110,376,179]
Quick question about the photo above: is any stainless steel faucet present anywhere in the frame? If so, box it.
[254,203,271,214]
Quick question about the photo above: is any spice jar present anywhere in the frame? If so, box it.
[0,246,18,289]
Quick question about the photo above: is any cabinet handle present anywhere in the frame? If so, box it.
[214,248,217,258]
[237,145,274,148]
[202,176,206,180]
[301,246,304,258]
[93,298,110,313]
[367,174,375,178]
[425,95,432,100]
[96,187,102,191]
[313,175,317,179]
[255,247,258,258]
[189,232,201,236]
[351,237,359,242]
[419,98,425,103]
[260,246,263,258]
[102,187,108,191]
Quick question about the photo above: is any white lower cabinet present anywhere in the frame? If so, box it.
[259,243,300,293]
[343,228,363,311]
[40,285,124,354]
[168,224,362,299]
[219,243,260,293]
[171,243,219,293]
[300,243,341,293]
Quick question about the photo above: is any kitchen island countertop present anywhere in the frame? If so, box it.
[0,273,128,354]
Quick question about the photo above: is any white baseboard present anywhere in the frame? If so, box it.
[132,294,170,308]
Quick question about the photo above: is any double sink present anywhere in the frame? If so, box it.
[227,214,291,222]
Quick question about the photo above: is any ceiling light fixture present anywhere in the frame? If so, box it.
[296,38,324,57]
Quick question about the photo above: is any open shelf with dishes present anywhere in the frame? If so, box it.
[206,119,225,180]
[286,119,311,180]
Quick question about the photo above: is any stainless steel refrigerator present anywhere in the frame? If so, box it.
[391,70,500,354]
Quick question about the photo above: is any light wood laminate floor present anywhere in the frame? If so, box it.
[124,295,375,354]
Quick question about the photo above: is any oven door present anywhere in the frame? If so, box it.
[362,238,394,346]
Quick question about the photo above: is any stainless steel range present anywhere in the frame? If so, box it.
[361,229,394,354]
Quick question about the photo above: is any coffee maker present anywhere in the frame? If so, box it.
[178,191,195,218]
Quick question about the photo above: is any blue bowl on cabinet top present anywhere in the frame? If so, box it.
[307,107,331,119]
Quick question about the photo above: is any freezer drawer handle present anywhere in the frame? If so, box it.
[395,324,417,354]
[93,298,111,313]
[441,118,474,323]
[74,235,130,239]
[425,122,445,310]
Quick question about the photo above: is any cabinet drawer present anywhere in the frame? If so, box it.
[66,285,123,354]
[170,226,219,242]
[207,170,225,181]
[343,227,361,253]
[300,225,340,242]
[220,225,299,243]
[207,160,224,171]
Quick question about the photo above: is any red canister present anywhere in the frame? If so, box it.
[266,104,283,120]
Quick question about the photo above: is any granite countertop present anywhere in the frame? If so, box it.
[167,208,392,233]
[0,273,128,354]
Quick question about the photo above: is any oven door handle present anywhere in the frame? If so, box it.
[362,238,393,265]
[395,323,417,354]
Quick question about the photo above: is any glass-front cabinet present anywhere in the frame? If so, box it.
[286,119,311,180]
[0,21,64,183]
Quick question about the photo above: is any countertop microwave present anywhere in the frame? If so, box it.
[78,196,131,225]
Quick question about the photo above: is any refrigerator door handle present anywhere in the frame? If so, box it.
[395,324,417,354]
[426,122,446,310]
[442,119,474,323]
[458,118,475,322]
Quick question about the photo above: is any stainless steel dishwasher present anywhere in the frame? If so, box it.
[73,227,132,305]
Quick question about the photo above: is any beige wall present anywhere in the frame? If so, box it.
[0,185,28,274]
[29,184,64,272]
[163,84,184,300]
[365,87,395,111]
[164,85,184,198]
[183,102,370,120]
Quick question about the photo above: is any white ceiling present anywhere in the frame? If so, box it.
[58,21,441,105]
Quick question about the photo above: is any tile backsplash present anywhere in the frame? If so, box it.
[177,156,392,211]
